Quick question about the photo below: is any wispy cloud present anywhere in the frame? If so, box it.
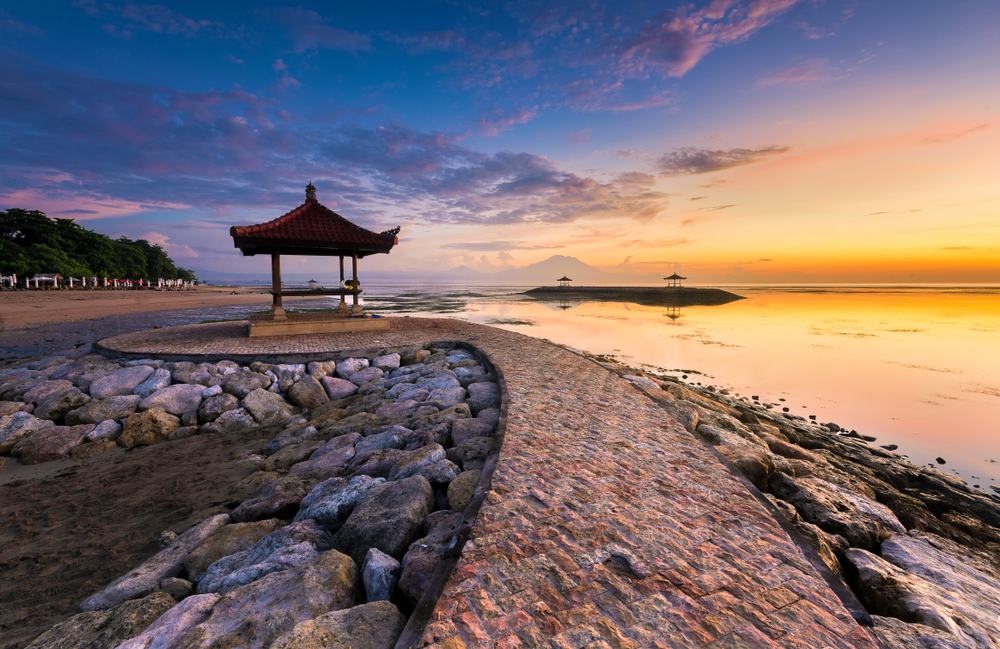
[270,7,371,53]
[656,146,791,176]
[565,128,593,145]
[757,59,828,87]
[921,124,988,144]
[0,10,43,35]
[476,107,538,136]
[440,241,564,251]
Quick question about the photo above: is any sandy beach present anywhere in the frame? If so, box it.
[0,287,337,332]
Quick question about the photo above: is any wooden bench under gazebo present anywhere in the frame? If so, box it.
[230,183,399,337]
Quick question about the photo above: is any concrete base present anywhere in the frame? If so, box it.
[248,312,389,337]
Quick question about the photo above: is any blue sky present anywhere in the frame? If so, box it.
[2,0,998,281]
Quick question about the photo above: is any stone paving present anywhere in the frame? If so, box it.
[98,318,879,649]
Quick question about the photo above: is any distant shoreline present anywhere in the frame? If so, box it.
[524,285,745,306]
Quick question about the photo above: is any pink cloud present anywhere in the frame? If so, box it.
[757,59,828,87]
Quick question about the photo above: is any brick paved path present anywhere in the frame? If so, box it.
[99,318,878,649]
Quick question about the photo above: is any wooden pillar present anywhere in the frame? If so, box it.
[271,248,285,318]
[351,252,361,314]
[339,255,347,312]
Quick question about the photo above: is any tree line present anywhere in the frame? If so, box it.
[0,208,197,283]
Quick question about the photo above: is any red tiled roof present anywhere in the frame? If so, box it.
[230,199,396,250]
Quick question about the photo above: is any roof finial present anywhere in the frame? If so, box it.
[305,181,316,201]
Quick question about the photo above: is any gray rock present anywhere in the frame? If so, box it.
[273,364,307,391]
[357,379,388,396]
[696,423,769,451]
[0,400,32,417]
[399,510,463,602]
[466,381,500,415]
[125,358,164,368]
[115,593,220,649]
[715,445,776,491]
[345,448,408,479]
[294,475,386,532]
[216,360,240,375]
[262,440,323,472]
[176,550,357,649]
[154,577,194,600]
[388,444,447,481]
[321,376,358,400]
[331,475,435,565]
[22,379,75,405]
[287,376,329,409]
[870,615,970,649]
[386,383,429,403]
[355,426,411,456]
[242,388,296,426]
[414,375,460,392]
[270,600,405,649]
[197,393,239,424]
[66,395,141,425]
[476,407,500,428]
[374,399,420,419]
[197,519,333,595]
[25,592,177,649]
[348,367,384,386]
[35,387,91,421]
[362,548,401,603]
[202,407,257,434]
[414,459,460,484]
[12,423,94,464]
[181,411,197,426]
[139,384,204,417]
[230,476,310,522]
[80,514,229,611]
[770,474,905,550]
[86,419,123,442]
[307,360,337,379]
[167,425,199,441]
[222,372,272,399]
[371,353,401,372]
[453,367,489,389]
[89,365,155,400]
[425,386,466,409]
[451,418,494,446]
[447,436,493,472]
[287,443,356,482]
[383,373,418,389]
[309,433,361,459]
[264,425,320,456]
[0,411,53,453]
[201,384,223,398]
[447,470,481,511]
[185,519,286,581]
[335,357,369,379]
[133,368,172,399]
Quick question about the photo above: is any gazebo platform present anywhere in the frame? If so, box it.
[248,310,389,337]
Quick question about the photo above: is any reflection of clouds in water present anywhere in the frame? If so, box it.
[931,393,966,401]
[809,343,836,349]
[808,327,881,338]
[963,384,1000,397]
[885,361,963,374]
[671,331,744,349]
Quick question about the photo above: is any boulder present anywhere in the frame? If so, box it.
[447,470,481,511]
[715,445,775,490]
[345,448,408,479]
[25,592,177,649]
[185,520,286,581]
[89,365,155,400]
[120,408,181,448]
[202,384,223,398]
[0,411,53,453]
[197,519,334,595]
[476,407,500,428]
[230,476,310,523]
[362,548,401,603]
[465,382,500,415]
[371,353,401,372]
[270,600,406,649]
[12,424,95,464]
[35,387,91,421]
[383,373,418,389]
[133,368,172,399]
[388,444,447,481]
[848,536,1000,648]
[81,515,229,611]
[222,372,272,399]
[450,418,494,446]
[175,550,356,649]
[115,594,220,649]
[414,374,460,392]
[294,475,386,533]
[287,376,329,409]
[355,426,411,456]
[374,399,420,419]
[309,433,361,459]
[348,367,384,386]
[139,384,205,417]
[399,510,463,602]
[264,425,320,456]
[242,388,296,426]
[414,459,460,484]
[453,366,490,389]
[201,408,257,434]
[287,443,356,481]
[197,393,240,424]
[335,358,369,379]
[71,437,117,459]
[331,475,435,565]
[167,425,199,441]
[0,400,32,417]
[273,364,307,391]
[22,379,75,405]
[769,474,905,550]
[447,436,493,472]
[263,441,324,473]
[85,419,123,442]
[66,395,141,425]
[307,361,337,380]
[425,386,466,409]
[385,383,429,403]
[870,616,970,649]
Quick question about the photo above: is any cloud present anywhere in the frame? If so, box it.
[270,8,371,53]
[227,54,244,64]
[689,196,707,201]
[656,146,791,176]
[0,11,43,35]
[565,128,592,145]
[869,211,889,215]
[476,107,538,136]
[137,231,198,258]
[757,60,827,87]
[80,3,227,38]
[272,59,287,71]
[615,237,695,248]
[704,204,736,211]
[440,241,564,251]
[921,124,988,144]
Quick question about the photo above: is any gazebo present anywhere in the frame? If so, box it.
[230,183,399,336]
[557,276,572,287]
[664,273,686,288]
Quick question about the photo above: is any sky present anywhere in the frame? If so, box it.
[1,0,999,283]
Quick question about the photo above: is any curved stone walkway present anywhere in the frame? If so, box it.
[98,318,878,649]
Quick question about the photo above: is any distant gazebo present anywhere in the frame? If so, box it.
[307,279,319,290]
[557,276,572,287]
[230,183,399,336]
[664,273,686,287]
